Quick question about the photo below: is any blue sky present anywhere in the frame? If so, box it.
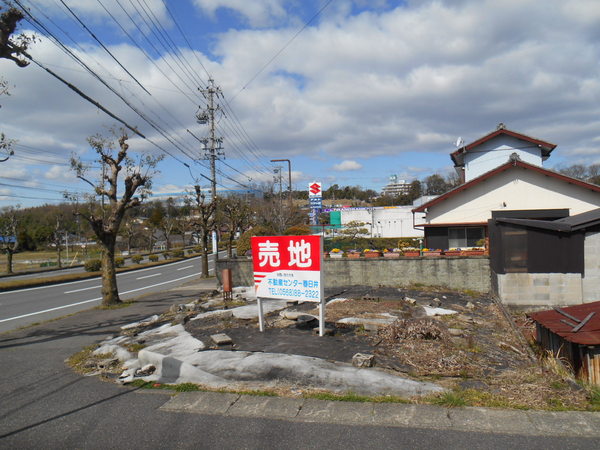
[1,0,600,207]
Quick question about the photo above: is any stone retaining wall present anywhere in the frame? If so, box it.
[216,256,491,293]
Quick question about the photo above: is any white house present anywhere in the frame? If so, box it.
[451,123,556,183]
[412,125,600,250]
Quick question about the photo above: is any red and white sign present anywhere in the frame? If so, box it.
[251,235,323,302]
[308,181,322,197]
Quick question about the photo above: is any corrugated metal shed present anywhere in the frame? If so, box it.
[528,301,600,346]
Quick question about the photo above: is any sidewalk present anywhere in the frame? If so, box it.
[158,390,600,437]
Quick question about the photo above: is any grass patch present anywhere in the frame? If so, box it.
[67,345,115,374]
[429,390,467,408]
[425,389,529,410]
[96,300,135,310]
[125,343,146,353]
[303,391,409,404]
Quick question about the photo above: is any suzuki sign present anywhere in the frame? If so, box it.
[308,181,322,197]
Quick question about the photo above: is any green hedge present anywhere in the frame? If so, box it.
[84,259,102,272]
[131,255,143,264]
[115,257,125,268]
[149,254,159,262]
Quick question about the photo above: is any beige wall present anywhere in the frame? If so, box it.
[424,168,600,224]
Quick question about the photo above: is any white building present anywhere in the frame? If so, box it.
[413,124,600,250]
[381,175,411,197]
[327,205,425,238]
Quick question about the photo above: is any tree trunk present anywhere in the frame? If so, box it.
[200,232,209,278]
[57,247,62,268]
[227,235,234,258]
[101,242,121,305]
[6,251,13,274]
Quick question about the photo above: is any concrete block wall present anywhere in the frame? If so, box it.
[216,256,491,293]
[583,231,600,302]
[497,273,583,306]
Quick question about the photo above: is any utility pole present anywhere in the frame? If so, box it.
[273,166,283,232]
[198,78,224,255]
[198,78,224,202]
[270,158,292,210]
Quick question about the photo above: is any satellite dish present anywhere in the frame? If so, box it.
[455,137,464,148]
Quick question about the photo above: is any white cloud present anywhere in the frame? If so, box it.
[192,0,286,27]
[3,0,600,206]
[332,160,363,171]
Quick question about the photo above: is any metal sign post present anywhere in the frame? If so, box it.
[251,235,325,335]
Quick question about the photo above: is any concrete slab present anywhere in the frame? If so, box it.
[160,391,239,415]
[372,403,417,426]
[408,404,452,428]
[526,410,597,436]
[226,395,303,419]
[449,407,534,434]
[297,398,374,424]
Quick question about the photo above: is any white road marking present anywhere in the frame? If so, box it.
[0,255,205,295]
[177,265,194,271]
[64,285,99,294]
[137,273,161,280]
[0,273,198,324]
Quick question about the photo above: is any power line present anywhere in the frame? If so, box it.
[57,0,151,95]
[231,0,335,100]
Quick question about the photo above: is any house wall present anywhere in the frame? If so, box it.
[464,135,542,181]
[423,167,600,225]
[496,273,583,306]
[583,231,600,302]
[216,257,491,293]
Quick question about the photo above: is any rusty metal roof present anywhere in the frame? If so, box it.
[528,301,600,346]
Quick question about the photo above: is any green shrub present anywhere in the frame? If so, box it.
[131,255,143,264]
[115,257,125,268]
[149,254,159,262]
[84,259,102,272]
[236,225,275,256]
[172,250,184,258]
[284,225,311,235]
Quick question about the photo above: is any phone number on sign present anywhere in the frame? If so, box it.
[267,287,320,299]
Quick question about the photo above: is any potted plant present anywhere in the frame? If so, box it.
[444,248,462,256]
[347,249,361,259]
[383,248,401,258]
[422,248,443,256]
[402,247,420,257]
[363,248,382,258]
[462,247,485,256]
[329,248,344,259]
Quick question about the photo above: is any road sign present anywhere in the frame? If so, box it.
[309,197,322,208]
[251,235,326,335]
[308,181,322,197]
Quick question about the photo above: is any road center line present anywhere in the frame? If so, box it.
[137,273,161,280]
[64,285,99,294]
[0,273,199,324]
[176,265,194,271]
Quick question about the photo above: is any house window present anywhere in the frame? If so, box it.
[448,227,485,248]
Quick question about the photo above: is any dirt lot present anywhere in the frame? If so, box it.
[183,286,596,410]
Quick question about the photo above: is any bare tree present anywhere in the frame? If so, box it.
[70,131,162,306]
[0,5,33,67]
[49,214,64,268]
[0,205,19,274]
[217,196,254,258]
[186,185,217,277]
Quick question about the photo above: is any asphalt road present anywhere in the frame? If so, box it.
[0,281,596,449]
[0,253,222,333]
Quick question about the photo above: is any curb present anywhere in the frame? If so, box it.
[155,391,600,437]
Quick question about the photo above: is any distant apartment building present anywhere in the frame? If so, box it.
[381,175,410,197]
